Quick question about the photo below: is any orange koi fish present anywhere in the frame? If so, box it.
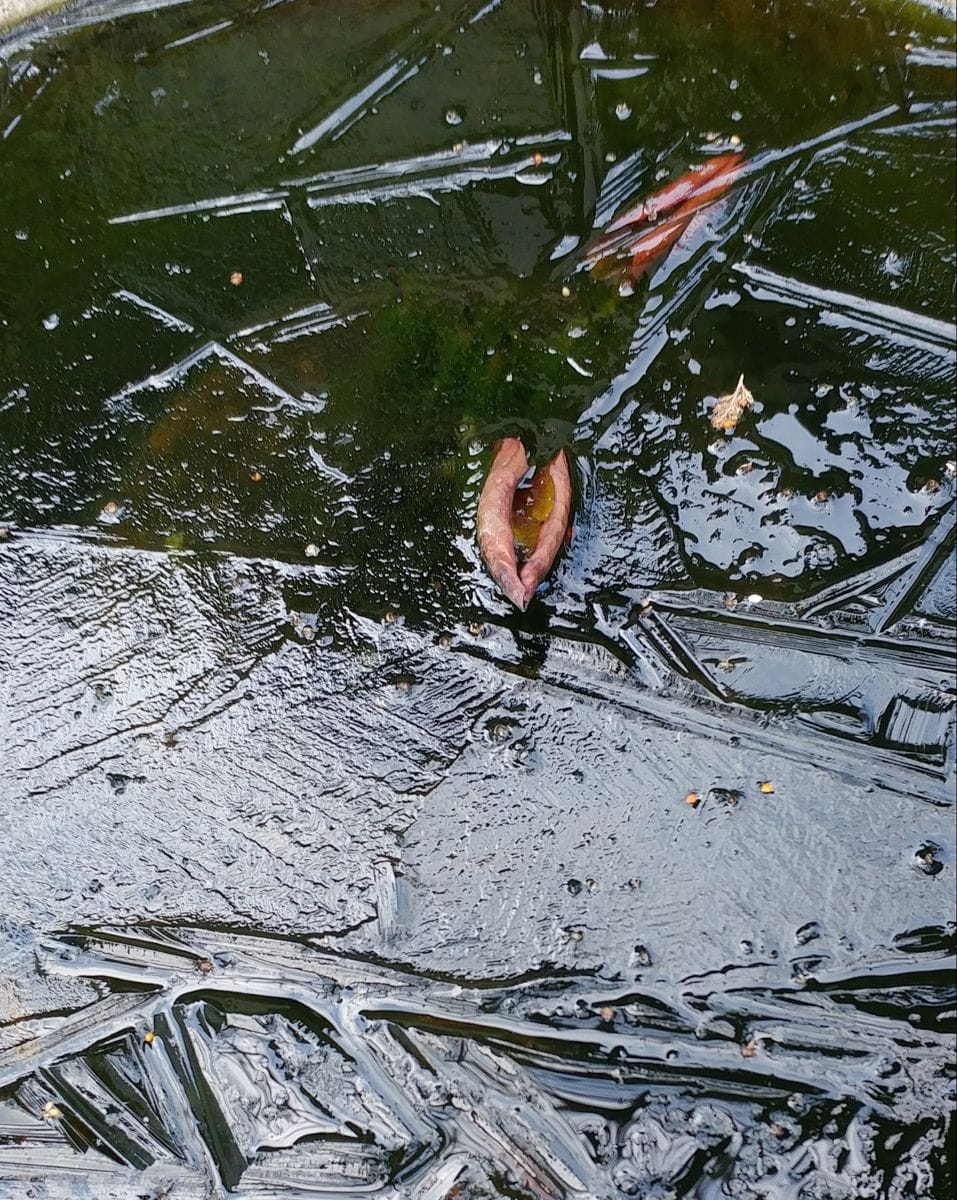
[584,152,744,284]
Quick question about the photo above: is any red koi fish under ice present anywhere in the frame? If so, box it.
[584,151,744,284]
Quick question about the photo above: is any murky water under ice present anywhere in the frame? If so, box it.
[0,0,954,1196]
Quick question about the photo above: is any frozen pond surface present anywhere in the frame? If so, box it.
[0,0,954,1195]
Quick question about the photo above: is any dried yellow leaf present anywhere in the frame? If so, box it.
[759,781,775,794]
[511,466,556,553]
[710,374,754,431]
[685,791,700,808]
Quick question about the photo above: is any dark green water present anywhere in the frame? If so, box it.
[1,0,954,631]
[0,2,954,1197]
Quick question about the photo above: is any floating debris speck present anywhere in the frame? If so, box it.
[710,374,754,431]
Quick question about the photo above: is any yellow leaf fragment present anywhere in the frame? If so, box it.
[42,1102,63,1120]
[685,791,701,808]
[144,1030,155,1046]
[710,374,754,431]
[511,465,556,553]
[759,781,775,794]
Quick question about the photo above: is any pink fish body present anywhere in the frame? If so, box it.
[585,152,744,282]
[604,152,743,235]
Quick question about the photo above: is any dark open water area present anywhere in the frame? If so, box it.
[0,0,955,1195]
